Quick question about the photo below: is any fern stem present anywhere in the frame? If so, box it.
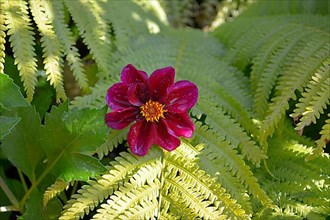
[70,181,78,197]
[158,148,166,217]
[0,176,19,211]
[262,159,278,180]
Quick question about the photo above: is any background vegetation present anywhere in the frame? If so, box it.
[0,0,329,219]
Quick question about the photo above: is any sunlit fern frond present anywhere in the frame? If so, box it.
[0,2,5,74]
[213,3,330,152]
[259,37,329,148]
[308,115,330,160]
[2,0,38,101]
[291,61,330,131]
[29,0,66,101]
[94,127,129,159]
[62,0,112,77]
[43,179,71,207]
[59,149,163,220]
[60,140,250,220]
[46,0,89,92]
[254,122,330,219]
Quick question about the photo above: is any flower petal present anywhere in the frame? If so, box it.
[148,66,175,101]
[121,64,148,85]
[128,121,156,156]
[154,119,181,151]
[164,80,198,113]
[127,83,149,106]
[106,83,130,111]
[164,112,195,138]
[105,107,139,130]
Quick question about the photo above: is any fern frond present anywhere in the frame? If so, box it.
[95,127,129,159]
[163,151,248,219]
[259,37,330,146]
[317,114,330,148]
[254,130,330,218]
[294,63,330,131]
[60,149,162,220]
[0,3,5,74]
[118,199,159,220]
[63,0,112,76]
[291,61,330,120]
[193,123,273,210]
[214,15,330,71]
[3,0,38,101]
[242,0,329,17]
[308,115,330,160]
[43,179,71,207]
[193,96,266,166]
[47,0,89,91]
[29,0,66,101]
[70,80,110,109]
[251,24,319,118]
[92,180,159,220]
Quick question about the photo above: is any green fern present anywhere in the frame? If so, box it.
[0,2,5,74]
[2,0,38,101]
[253,122,330,218]
[62,0,112,77]
[43,180,71,207]
[60,141,250,220]
[260,38,329,147]
[29,0,66,101]
[47,0,89,92]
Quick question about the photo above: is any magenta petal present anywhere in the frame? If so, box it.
[164,80,198,113]
[105,107,139,130]
[164,112,195,138]
[154,119,181,151]
[148,66,175,101]
[128,121,156,156]
[106,83,130,110]
[127,83,149,106]
[121,64,148,85]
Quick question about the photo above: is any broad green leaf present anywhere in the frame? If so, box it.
[0,73,29,109]
[20,189,43,220]
[31,82,54,119]
[1,106,44,183]
[0,116,20,140]
[40,103,107,181]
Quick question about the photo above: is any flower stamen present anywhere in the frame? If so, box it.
[140,100,166,122]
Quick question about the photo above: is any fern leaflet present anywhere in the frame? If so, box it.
[29,0,66,101]
[47,0,89,92]
[63,0,112,76]
[43,180,71,207]
[3,0,38,101]
[0,2,5,74]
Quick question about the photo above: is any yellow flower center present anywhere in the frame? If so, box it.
[140,100,167,122]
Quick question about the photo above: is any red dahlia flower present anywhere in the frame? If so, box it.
[105,64,198,156]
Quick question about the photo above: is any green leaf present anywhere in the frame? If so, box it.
[0,73,29,109]
[0,116,20,140]
[1,106,44,183]
[19,189,43,220]
[40,103,107,181]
